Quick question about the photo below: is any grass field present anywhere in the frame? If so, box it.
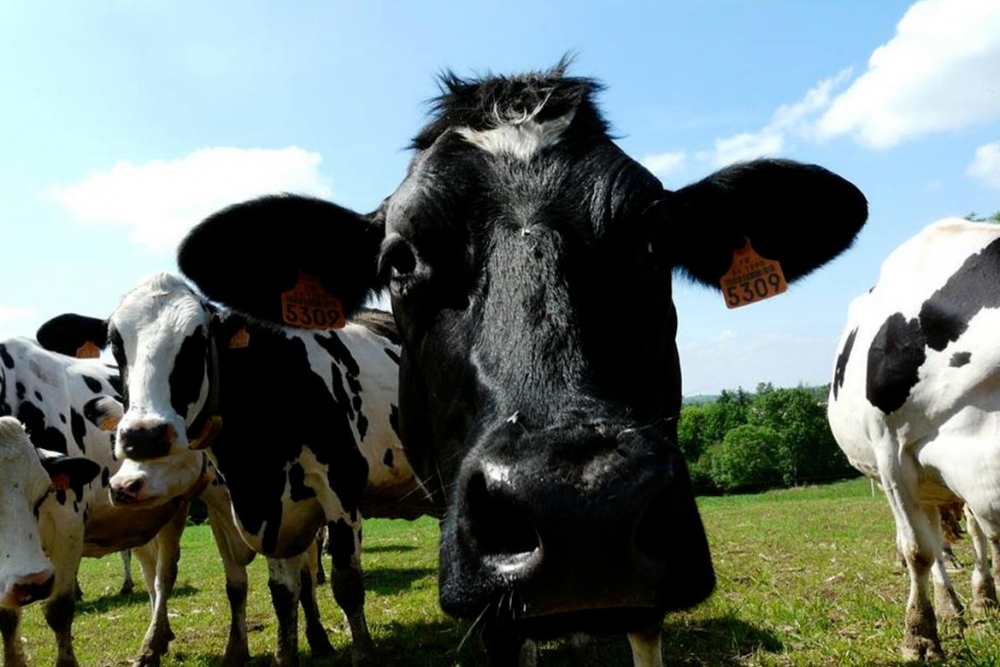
[13,478,1000,666]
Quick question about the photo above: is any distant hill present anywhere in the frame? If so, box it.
[682,394,718,405]
[682,383,830,406]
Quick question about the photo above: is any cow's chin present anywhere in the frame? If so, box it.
[517,607,666,640]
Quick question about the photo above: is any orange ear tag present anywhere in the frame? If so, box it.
[280,273,346,329]
[50,472,71,492]
[76,341,101,359]
[720,239,787,309]
[99,416,120,432]
[229,327,250,349]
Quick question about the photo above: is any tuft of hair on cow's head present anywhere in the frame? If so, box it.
[175,63,867,656]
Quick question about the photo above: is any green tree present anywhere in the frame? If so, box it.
[709,424,784,492]
[964,210,1000,223]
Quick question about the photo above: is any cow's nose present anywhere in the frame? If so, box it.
[110,475,145,505]
[11,570,54,606]
[119,423,172,460]
[442,424,699,622]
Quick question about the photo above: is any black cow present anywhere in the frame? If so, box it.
[172,63,866,665]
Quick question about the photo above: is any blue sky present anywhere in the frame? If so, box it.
[1,0,998,395]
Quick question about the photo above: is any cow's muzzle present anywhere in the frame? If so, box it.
[439,422,715,634]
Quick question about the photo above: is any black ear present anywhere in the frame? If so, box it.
[36,314,108,358]
[37,450,102,489]
[652,159,867,286]
[177,194,387,326]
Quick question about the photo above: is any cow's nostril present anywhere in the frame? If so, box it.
[466,472,539,557]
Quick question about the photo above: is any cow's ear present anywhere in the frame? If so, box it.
[178,194,386,327]
[651,159,867,286]
[36,314,108,358]
[37,450,102,490]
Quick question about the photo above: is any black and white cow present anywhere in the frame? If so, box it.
[828,218,1000,661]
[38,272,433,667]
[0,417,100,618]
[166,64,868,665]
[0,336,263,667]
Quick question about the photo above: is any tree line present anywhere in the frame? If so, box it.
[678,383,858,495]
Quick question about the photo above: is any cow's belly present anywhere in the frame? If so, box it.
[233,497,326,558]
[914,406,1000,523]
[83,501,184,556]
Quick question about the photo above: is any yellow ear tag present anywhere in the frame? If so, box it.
[76,341,101,359]
[229,327,250,349]
[720,239,787,309]
[99,416,120,432]
[280,272,346,329]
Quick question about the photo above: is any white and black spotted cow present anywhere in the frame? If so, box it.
[166,63,868,666]
[0,416,100,621]
[0,336,264,667]
[828,218,1000,661]
[38,273,433,667]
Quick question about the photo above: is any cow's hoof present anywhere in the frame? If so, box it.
[220,646,251,667]
[352,646,384,667]
[971,598,998,618]
[902,636,945,662]
[305,624,333,658]
[119,582,135,596]
[270,653,299,667]
[131,654,162,667]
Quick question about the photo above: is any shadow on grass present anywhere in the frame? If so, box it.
[364,544,419,554]
[362,567,438,596]
[78,584,200,614]
[659,613,784,666]
[171,615,787,667]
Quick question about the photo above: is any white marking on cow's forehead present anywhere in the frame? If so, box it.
[457,109,575,161]
[114,273,206,333]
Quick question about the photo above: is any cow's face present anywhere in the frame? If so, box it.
[382,75,706,632]
[34,274,213,507]
[0,418,99,607]
[175,65,867,643]
[108,273,212,462]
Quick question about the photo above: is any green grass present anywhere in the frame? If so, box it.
[13,478,1000,665]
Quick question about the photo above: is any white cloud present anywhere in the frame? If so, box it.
[816,0,1000,148]
[50,146,332,251]
[0,305,38,324]
[967,141,1000,189]
[640,151,687,179]
[700,70,851,167]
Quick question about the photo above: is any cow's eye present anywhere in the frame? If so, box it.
[381,237,418,279]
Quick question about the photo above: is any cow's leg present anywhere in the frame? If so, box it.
[926,505,963,623]
[627,626,663,667]
[327,518,380,667]
[120,549,135,596]
[0,607,26,667]
[131,503,188,667]
[267,554,308,667]
[42,533,85,667]
[45,591,79,667]
[299,539,333,658]
[201,481,254,667]
[966,507,997,616]
[876,448,944,661]
[315,527,327,586]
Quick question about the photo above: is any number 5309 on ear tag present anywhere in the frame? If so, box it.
[720,240,787,309]
[281,272,346,329]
